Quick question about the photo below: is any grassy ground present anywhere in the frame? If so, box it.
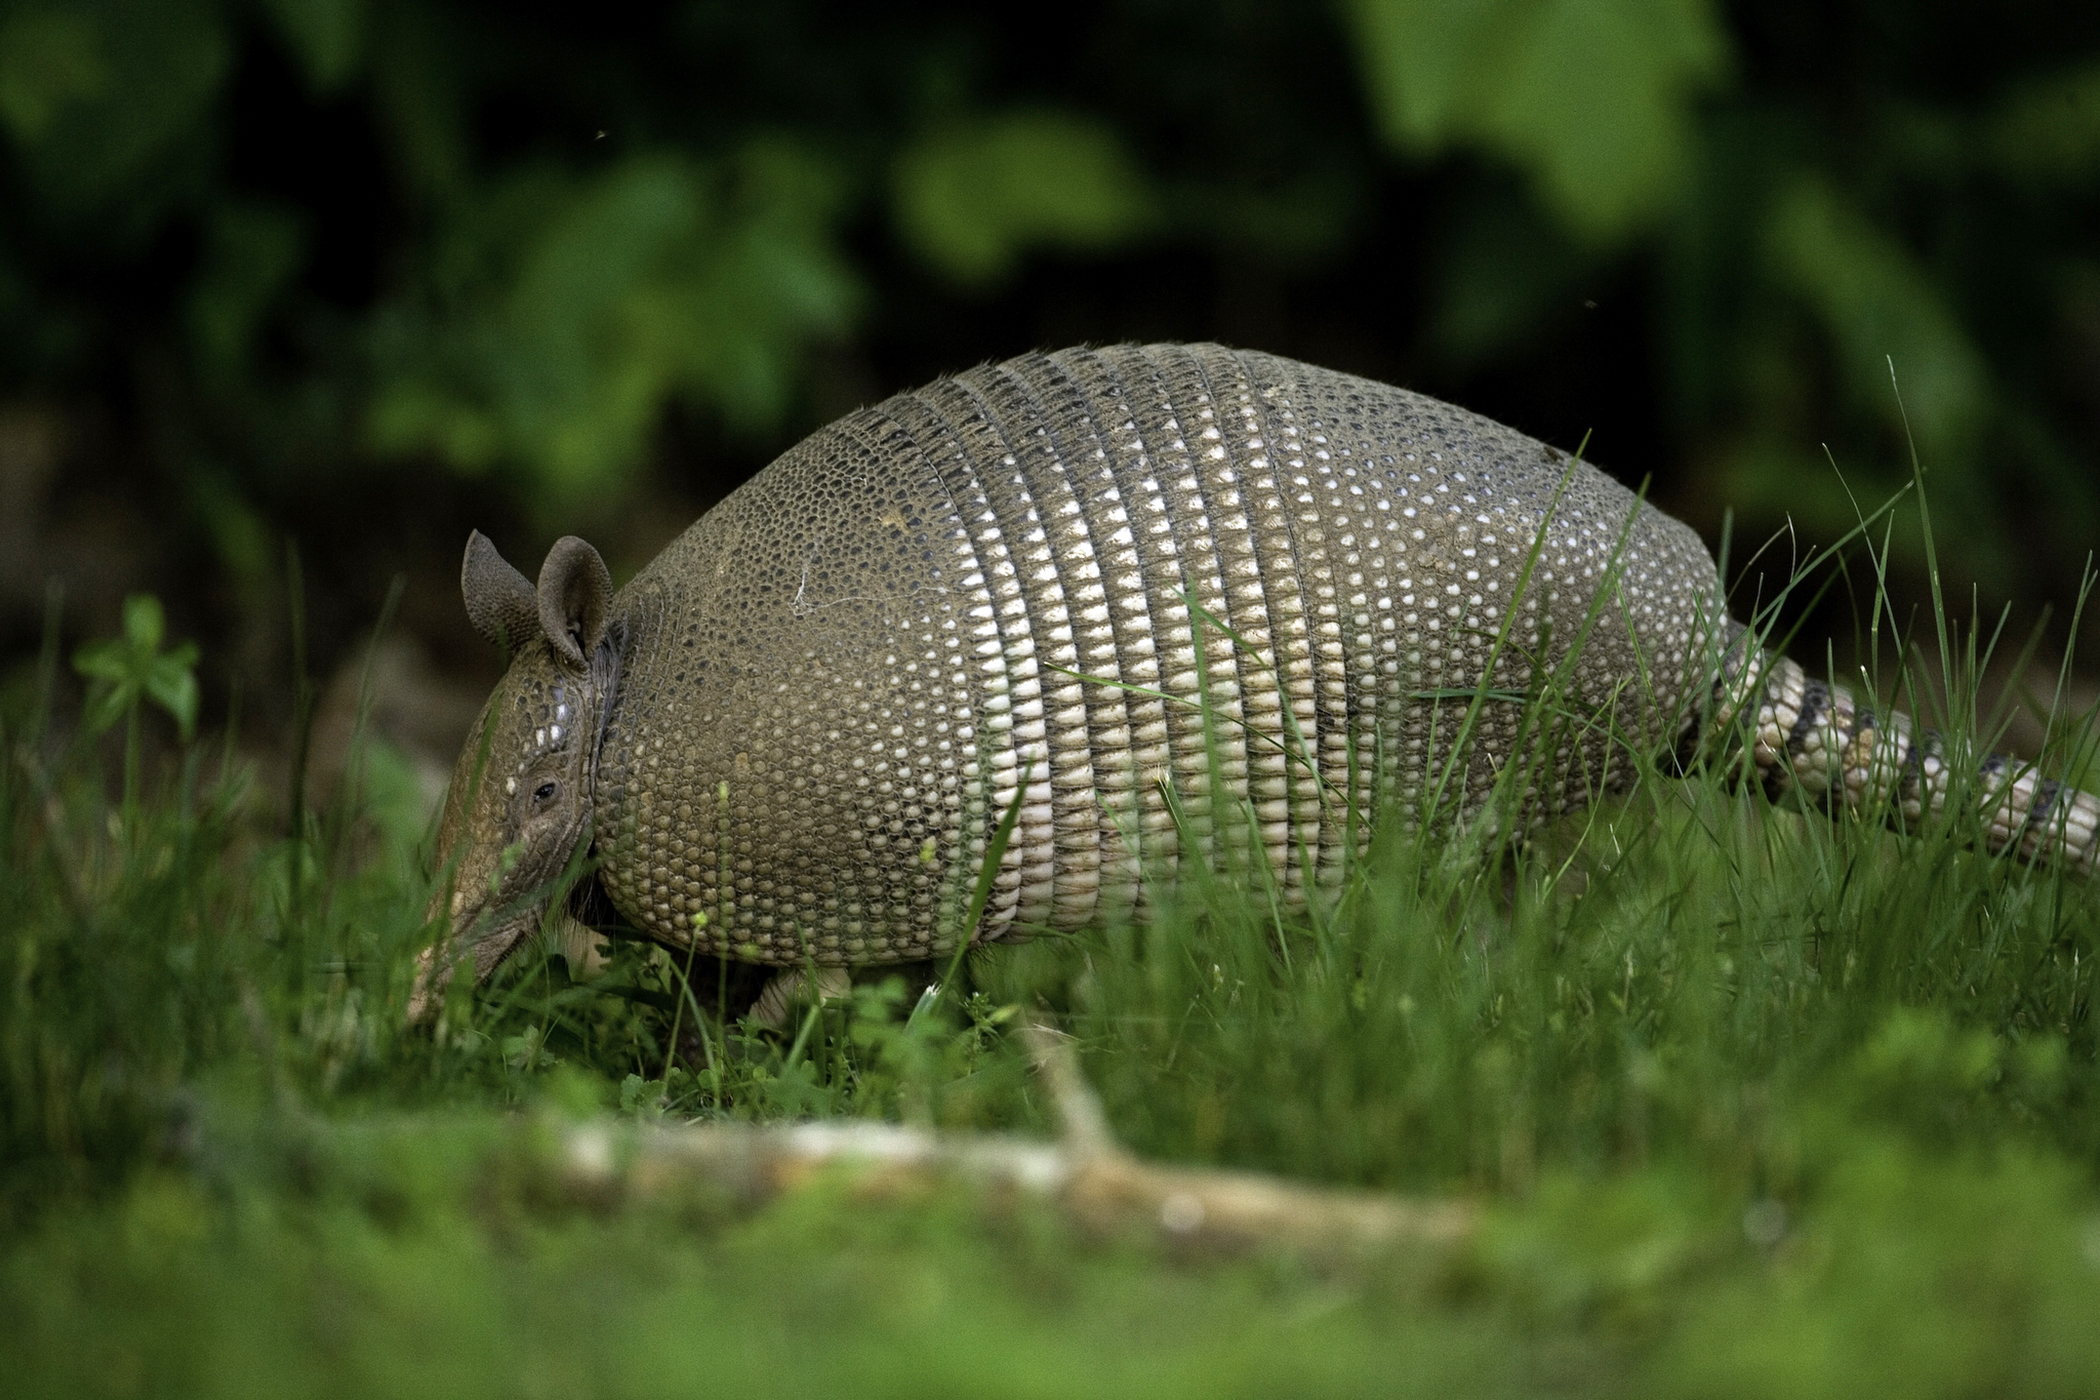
[8,578,2100,1398]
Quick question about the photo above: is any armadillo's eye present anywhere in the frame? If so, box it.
[533,781,558,804]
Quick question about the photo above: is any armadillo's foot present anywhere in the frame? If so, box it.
[749,965,854,1031]
[542,908,609,979]
[1016,1019,1119,1159]
[406,944,450,1025]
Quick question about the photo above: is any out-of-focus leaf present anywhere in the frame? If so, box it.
[497,157,711,493]
[1,0,228,222]
[355,735,440,854]
[1987,62,2100,186]
[0,8,105,140]
[72,595,199,740]
[892,111,1157,285]
[256,0,365,93]
[78,668,132,734]
[365,381,501,473]
[369,143,860,508]
[1764,179,1989,459]
[1344,0,1511,146]
[124,595,165,651]
[651,139,864,433]
[143,649,200,741]
[72,639,133,687]
[1344,0,1729,239]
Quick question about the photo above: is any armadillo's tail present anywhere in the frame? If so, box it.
[1706,627,2100,876]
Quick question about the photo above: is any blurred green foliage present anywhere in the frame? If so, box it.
[367,142,860,499]
[73,592,199,830]
[1,0,2098,601]
[892,111,1159,285]
[73,595,199,743]
[1345,0,1731,239]
[10,575,2100,1390]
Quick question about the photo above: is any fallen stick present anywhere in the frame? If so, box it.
[555,1021,1477,1262]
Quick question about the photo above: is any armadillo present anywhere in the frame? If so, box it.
[413,343,2100,1015]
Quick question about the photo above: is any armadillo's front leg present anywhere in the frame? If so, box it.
[1713,645,2100,875]
[749,966,854,1031]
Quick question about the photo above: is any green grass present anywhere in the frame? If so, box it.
[8,555,2100,1398]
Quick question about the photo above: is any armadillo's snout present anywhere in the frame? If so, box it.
[409,761,598,1024]
[410,875,551,1022]
[408,874,480,1022]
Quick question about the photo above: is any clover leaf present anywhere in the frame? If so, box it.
[73,594,200,742]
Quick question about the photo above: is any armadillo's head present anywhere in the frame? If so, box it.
[410,531,621,1022]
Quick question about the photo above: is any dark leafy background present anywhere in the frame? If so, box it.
[4,0,2100,748]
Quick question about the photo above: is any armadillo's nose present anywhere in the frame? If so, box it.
[409,883,481,1025]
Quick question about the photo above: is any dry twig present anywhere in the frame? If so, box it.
[555,1017,1476,1263]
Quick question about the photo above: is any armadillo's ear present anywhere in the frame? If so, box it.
[537,536,613,670]
[462,531,539,653]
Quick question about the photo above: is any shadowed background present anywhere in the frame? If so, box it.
[4,0,2099,800]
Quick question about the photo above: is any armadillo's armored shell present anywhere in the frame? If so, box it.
[592,344,1722,965]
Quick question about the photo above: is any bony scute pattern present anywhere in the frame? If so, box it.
[1713,646,2100,876]
[425,343,2100,1008]
[588,344,1722,966]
